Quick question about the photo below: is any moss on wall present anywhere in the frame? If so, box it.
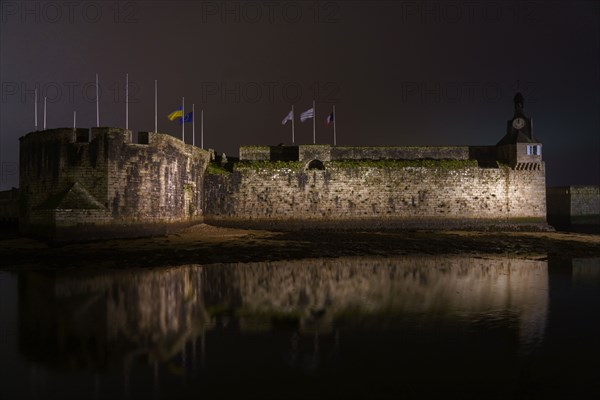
[328,159,478,169]
[206,163,232,175]
[224,158,478,173]
[234,160,305,172]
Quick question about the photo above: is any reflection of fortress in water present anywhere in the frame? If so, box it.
[19,257,549,371]
[19,267,209,369]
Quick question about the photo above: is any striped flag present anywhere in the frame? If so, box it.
[300,107,314,122]
[326,112,334,125]
[282,109,293,125]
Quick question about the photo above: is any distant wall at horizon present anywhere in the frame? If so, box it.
[547,185,600,227]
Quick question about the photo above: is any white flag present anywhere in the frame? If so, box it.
[300,107,314,122]
[281,109,293,125]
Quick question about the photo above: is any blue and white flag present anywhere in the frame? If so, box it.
[300,107,314,122]
[282,109,293,125]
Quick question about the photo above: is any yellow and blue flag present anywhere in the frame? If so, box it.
[167,107,183,121]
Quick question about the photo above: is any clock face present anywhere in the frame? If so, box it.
[512,117,526,130]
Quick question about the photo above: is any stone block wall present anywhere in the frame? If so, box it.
[330,146,471,161]
[516,142,542,164]
[547,186,600,227]
[299,145,332,161]
[19,128,108,232]
[547,186,600,226]
[204,160,547,229]
[570,186,600,216]
[239,146,270,161]
[104,130,209,224]
[497,143,543,167]
[19,128,210,241]
[240,145,472,162]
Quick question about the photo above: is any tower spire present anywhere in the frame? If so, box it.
[513,91,525,115]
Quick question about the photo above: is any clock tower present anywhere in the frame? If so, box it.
[507,92,533,140]
[496,92,542,168]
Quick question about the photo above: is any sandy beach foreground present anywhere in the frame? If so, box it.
[0,224,599,271]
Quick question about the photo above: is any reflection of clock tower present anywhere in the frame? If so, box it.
[496,92,542,169]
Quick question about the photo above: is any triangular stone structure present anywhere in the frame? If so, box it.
[37,182,106,210]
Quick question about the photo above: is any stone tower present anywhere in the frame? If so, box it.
[496,92,543,169]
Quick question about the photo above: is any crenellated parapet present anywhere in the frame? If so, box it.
[239,144,473,162]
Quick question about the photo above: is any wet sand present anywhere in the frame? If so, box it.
[1,224,599,271]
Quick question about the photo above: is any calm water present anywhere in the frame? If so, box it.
[1,256,599,400]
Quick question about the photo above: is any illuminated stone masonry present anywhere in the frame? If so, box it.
[204,93,547,230]
[19,128,210,241]
[204,144,546,230]
[18,92,548,241]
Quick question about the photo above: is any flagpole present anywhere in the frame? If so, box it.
[292,105,295,144]
[201,109,204,149]
[312,100,316,144]
[96,73,99,127]
[34,88,38,130]
[333,105,336,146]
[43,96,47,130]
[125,73,129,130]
[192,103,195,147]
[182,97,185,142]
[154,80,158,132]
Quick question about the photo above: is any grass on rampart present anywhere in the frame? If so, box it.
[328,159,478,169]
[206,159,480,175]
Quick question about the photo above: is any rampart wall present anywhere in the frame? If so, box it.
[204,158,547,229]
[240,145,473,162]
[19,128,210,241]
[547,185,600,226]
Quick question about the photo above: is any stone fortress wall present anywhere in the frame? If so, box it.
[547,185,600,227]
[17,88,551,241]
[204,144,547,230]
[19,128,210,241]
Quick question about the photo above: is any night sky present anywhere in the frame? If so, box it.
[0,0,598,190]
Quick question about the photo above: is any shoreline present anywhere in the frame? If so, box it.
[1,224,599,271]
